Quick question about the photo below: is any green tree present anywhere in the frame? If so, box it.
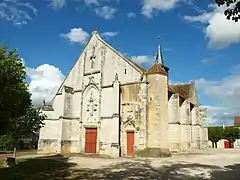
[223,127,240,147]
[10,106,45,148]
[0,106,45,151]
[215,0,240,22]
[0,45,31,134]
[0,44,45,151]
[208,126,224,148]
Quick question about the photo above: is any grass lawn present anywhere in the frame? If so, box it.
[0,159,3,167]
[0,149,37,154]
[0,151,12,154]
[0,155,76,180]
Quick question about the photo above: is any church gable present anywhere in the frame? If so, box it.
[97,37,143,85]
[53,32,102,97]
[52,31,144,104]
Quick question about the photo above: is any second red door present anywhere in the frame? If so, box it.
[127,132,134,156]
[85,128,97,153]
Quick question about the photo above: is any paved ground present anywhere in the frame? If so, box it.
[1,148,240,179]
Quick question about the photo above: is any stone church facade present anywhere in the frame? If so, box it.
[38,31,208,157]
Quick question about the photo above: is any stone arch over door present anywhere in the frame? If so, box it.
[121,113,139,157]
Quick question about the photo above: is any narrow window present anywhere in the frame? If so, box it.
[124,69,127,74]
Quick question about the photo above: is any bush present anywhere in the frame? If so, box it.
[0,135,14,151]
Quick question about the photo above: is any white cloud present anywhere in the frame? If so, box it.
[127,12,136,18]
[131,55,155,65]
[201,58,215,64]
[200,105,235,126]
[48,0,110,9]
[60,27,89,44]
[94,6,117,20]
[184,3,240,49]
[0,0,37,26]
[27,64,65,107]
[141,0,184,18]
[101,31,119,38]
[85,0,100,6]
[195,64,240,126]
[49,0,66,9]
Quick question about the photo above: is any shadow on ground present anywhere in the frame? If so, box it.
[0,155,76,180]
[69,162,240,180]
[0,156,240,180]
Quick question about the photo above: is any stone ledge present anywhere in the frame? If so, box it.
[135,148,171,158]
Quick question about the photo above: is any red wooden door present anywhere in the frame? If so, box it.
[127,132,134,156]
[85,128,97,153]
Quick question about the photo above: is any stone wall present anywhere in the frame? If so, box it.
[169,124,181,152]
[168,94,181,152]
[180,100,191,152]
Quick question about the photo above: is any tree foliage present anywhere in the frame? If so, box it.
[208,126,240,148]
[0,45,31,133]
[0,44,45,150]
[215,0,240,22]
[208,127,224,147]
[223,126,240,143]
[0,106,45,150]
[9,106,45,143]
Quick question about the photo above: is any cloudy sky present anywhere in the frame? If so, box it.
[1,0,240,126]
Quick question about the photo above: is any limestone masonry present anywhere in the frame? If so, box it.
[38,31,208,157]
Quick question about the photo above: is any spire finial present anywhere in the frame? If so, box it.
[156,36,163,65]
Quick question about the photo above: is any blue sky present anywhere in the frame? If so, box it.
[1,0,240,126]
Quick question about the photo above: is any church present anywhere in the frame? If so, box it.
[38,31,208,157]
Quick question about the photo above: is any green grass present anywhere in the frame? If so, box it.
[0,159,3,168]
[0,149,36,154]
[0,151,13,154]
[0,158,26,168]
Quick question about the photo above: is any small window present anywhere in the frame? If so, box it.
[149,97,153,102]
[124,69,127,74]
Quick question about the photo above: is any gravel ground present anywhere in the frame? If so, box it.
[4,148,239,179]
[66,148,240,179]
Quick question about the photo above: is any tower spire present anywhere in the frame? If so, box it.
[156,36,163,65]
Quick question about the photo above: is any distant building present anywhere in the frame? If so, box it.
[234,116,240,127]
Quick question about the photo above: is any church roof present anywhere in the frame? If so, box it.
[170,83,192,99]
[144,63,168,76]
[169,81,199,106]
